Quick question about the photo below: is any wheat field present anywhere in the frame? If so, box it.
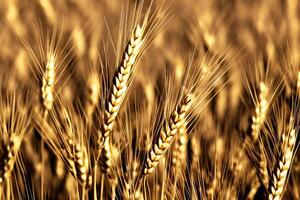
[0,0,299,199]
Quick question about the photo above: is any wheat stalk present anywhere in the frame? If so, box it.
[297,72,300,96]
[143,94,192,176]
[268,127,297,200]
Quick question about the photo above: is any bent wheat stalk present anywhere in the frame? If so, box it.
[143,94,192,175]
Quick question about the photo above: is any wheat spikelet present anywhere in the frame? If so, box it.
[34,103,91,196]
[85,73,100,121]
[0,90,31,199]
[0,134,23,184]
[166,123,187,199]
[123,160,142,199]
[250,82,269,142]
[99,137,113,174]
[258,143,269,188]
[171,124,187,174]
[41,54,55,117]
[143,94,192,175]
[65,137,91,189]
[268,127,297,200]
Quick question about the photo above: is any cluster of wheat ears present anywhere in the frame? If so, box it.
[0,0,300,199]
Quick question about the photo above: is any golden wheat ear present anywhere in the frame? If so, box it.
[267,96,299,200]
[95,1,168,181]
[240,61,284,196]
[143,94,192,176]
[96,23,148,184]
[0,88,32,200]
[35,102,91,179]
[22,26,72,117]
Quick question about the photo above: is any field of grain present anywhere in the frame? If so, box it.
[0,0,299,199]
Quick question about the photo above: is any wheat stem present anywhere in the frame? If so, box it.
[297,72,300,96]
